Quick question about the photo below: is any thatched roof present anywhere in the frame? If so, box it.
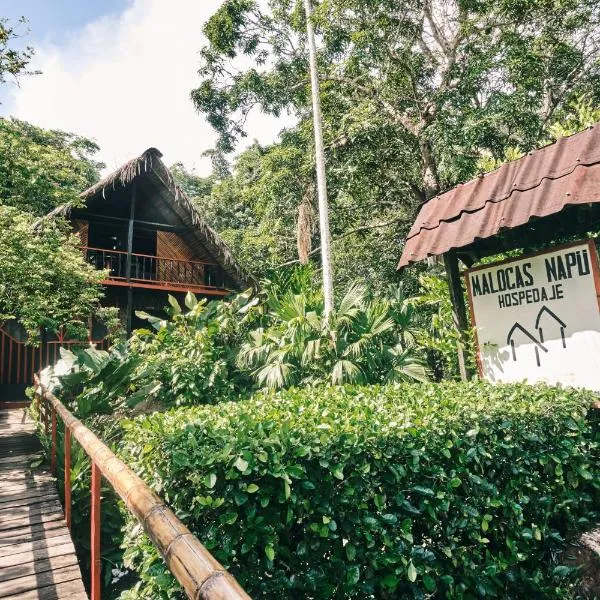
[48,148,254,289]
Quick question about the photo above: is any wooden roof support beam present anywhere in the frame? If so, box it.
[443,250,469,381]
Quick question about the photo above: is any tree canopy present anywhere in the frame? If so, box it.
[0,117,104,215]
[0,207,106,338]
[187,0,600,290]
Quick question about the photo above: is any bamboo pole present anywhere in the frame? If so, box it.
[34,377,251,600]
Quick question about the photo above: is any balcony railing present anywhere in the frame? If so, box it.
[81,246,227,291]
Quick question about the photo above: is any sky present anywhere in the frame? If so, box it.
[0,0,293,176]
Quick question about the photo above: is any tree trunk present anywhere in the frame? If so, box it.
[303,0,335,316]
[297,184,314,265]
[420,136,440,199]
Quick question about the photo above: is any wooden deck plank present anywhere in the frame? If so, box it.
[0,474,55,493]
[12,578,87,600]
[0,493,60,511]
[0,520,67,546]
[0,454,45,470]
[0,408,86,600]
[0,499,64,527]
[0,532,73,559]
[0,484,56,505]
[0,507,65,533]
[0,564,84,599]
[0,553,80,584]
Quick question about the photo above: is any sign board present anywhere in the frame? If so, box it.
[465,240,600,391]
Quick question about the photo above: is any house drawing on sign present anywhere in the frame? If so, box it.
[506,323,548,367]
[0,148,253,400]
[535,305,567,347]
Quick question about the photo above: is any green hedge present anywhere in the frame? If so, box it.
[119,382,599,598]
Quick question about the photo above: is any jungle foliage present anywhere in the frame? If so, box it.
[0,207,106,338]
[0,18,108,338]
[0,117,104,215]
[118,382,599,599]
[181,0,600,290]
[52,270,435,417]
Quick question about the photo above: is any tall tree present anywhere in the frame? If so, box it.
[303,0,335,315]
[193,0,600,204]
[199,0,600,193]
[189,0,600,293]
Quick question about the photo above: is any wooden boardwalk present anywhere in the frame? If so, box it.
[0,407,87,599]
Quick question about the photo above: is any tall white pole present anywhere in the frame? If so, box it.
[303,0,334,316]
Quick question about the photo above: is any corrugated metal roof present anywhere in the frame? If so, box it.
[398,124,600,268]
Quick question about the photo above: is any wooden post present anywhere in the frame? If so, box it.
[125,180,137,335]
[91,461,101,600]
[43,397,48,435]
[51,407,57,475]
[443,250,469,381]
[64,428,72,531]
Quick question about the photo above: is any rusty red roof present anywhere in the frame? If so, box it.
[398,124,600,268]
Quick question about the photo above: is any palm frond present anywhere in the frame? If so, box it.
[302,337,322,365]
[238,327,270,367]
[333,283,365,327]
[386,344,430,383]
[256,361,293,389]
[331,359,363,385]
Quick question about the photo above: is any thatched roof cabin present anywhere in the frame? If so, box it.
[48,147,253,289]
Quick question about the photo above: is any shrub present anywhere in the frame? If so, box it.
[119,382,599,598]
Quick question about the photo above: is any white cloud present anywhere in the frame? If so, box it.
[3,0,294,176]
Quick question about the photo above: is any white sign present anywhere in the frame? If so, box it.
[465,241,600,391]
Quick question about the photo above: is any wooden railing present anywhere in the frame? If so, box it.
[81,246,228,290]
[0,327,108,386]
[34,376,250,600]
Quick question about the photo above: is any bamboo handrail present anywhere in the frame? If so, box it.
[33,376,250,600]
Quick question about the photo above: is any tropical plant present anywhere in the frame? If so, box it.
[239,281,429,387]
[129,290,261,406]
[409,273,477,381]
[548,95,600,141]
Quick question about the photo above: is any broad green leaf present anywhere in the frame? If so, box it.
[265,545,275,561]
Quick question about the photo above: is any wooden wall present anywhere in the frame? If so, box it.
[156,231,204,283]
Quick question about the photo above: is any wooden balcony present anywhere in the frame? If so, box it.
[81,246,230,295]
